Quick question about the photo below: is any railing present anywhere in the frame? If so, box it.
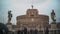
[8,29,60,34]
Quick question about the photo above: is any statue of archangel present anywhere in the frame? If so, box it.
[8,10,12,23]
[51,10,56,22]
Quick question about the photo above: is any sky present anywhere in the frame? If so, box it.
[0,0,60,25]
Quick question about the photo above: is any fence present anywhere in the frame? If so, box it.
[8,29,60,34]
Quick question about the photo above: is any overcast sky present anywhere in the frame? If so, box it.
[0,0,60,25]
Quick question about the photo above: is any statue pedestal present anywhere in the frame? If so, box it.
[51,22,56,29]
[6,22,12,31]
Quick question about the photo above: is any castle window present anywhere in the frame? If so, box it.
[31,18,34,21]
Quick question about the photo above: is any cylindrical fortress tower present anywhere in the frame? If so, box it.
[16,9,49,31]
